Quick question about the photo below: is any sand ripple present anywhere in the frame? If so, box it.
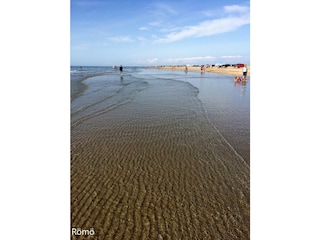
[71,78,249,239]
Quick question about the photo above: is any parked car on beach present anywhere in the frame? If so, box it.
[236,63,245,68]
[219,64,231,68]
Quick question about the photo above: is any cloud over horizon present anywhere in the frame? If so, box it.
[153,4,249,44]
[137,55,247,65]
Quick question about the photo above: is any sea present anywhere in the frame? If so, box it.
[70,65,250,239]
[71,66,250,163]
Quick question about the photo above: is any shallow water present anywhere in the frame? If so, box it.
[71,67,250,239]
[132,68,250,163]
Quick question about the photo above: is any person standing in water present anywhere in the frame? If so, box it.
[119,65,123,79]
[243,65,247,79]
[119,65,123,78]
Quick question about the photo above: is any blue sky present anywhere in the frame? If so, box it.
[71,0,250,66]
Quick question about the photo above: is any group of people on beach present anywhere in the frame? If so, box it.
[113,65,123,72]
[234,76,247,82]
[114,65,123,77]
[234,65,248,82]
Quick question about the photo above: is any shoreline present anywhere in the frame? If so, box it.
[71,73,105,101]
[154,65,250,77]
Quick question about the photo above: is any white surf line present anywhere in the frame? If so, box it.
[199,99,250,169]
[170,76,249,169]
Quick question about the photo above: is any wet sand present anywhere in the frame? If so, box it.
[71,73,250,239]
[71,73,105,101]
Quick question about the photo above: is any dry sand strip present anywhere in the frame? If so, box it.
[155,66,250,77]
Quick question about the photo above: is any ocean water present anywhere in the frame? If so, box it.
[71,66,250,163]
[70,66,250,239]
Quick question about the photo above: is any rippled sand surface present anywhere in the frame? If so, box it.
[71,70,249,239]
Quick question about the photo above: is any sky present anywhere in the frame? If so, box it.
[71,0,250,66]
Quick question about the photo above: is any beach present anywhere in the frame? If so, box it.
[155,65,250,77]
[71,67,250,239]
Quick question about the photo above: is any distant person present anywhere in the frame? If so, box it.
[119,65,123,72]
[243,65,247,78]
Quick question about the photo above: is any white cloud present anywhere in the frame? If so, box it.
[221,55,242,59]
[140,20,167,36]
[108,36,134,42]
[165,56,216,63]
[224,5,249,13]
[138,55,246,65]
[139,21,163,32]
[151,4,250,44]
[146,58,158,64]
[201,10,216,17]
[153,14,249,43]
[200,4,248,17]
[149,3,177,17]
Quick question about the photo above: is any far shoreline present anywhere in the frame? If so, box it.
[153,65,250,77]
